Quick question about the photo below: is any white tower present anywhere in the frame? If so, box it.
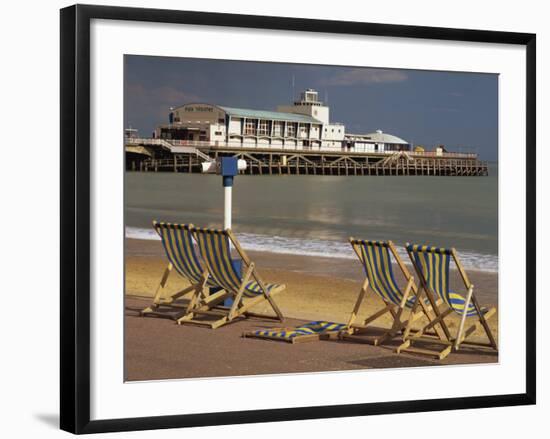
[277,88,330,124]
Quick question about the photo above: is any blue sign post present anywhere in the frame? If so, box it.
[220,157,238,230]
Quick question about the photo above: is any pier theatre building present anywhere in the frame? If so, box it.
[156,89,410,153]
[125,88,488,176]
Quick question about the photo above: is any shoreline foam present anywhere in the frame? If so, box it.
[126,225,498,273]
[125,237,498,306]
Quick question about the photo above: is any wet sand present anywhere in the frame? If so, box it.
[125,238,498,381]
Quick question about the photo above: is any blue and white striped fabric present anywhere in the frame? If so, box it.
[406,244,480,317]
[153,221,216,287]
[354,240,417,308]
[193,227,281,298]
[253,321,346,340]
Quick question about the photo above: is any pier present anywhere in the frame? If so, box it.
[126,138,489,177]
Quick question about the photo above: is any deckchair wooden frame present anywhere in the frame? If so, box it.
[141,222,215,320]
[397,244,498,360]
[244,331,324,344]
[177,227,285,329]
[141,263,201,317]
[342,239,443,346]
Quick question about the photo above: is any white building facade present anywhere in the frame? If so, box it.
[156,89,409,153]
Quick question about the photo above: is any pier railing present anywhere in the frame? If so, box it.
[408,151,477,159]
[126,137,478,159]
[126,137,212,161]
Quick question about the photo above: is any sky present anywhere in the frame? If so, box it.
[125,56,498,161]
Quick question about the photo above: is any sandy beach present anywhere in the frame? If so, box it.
[125,238,498,381]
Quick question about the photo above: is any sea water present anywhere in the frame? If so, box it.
[125,165,498,272]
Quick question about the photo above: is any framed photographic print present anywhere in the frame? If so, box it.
[60,4,536,434]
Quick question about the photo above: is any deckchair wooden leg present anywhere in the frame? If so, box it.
[347,280,418,345]
[411,308,453,340]
[228,264,254,321]
[345,278,369,333]
[184,270,210,314]
[176,290,231,327]
[419,301,448,340]
[141,264,199,316]
[187,289,284,330]
[423,289,452,341]
[372,324,401,346]
[456,307,498,350]
[228,287,285,321]
[472,295,498,350]
[141,263,173,314]
[251,269,284,322]
[201,289,231,307]
[451,248,497,350]
[183,286,203,315]
[399,305,453,356]
[372,300,416,346]
[454,285,474,350]
[382,278,414,340]
[225,229,285,323]
[344,301,405,345]
[387,306,398,320]
[405,250,453,343]
[402,284,423,340]
[177,290,230,322]
[454,289,498,352]
[397,337,453,359]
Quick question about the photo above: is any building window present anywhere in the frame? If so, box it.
[286,123,296,137]
[273,121,283,136]
[244,119,256,135]
[257,120,269,136]
[215,131,223,136]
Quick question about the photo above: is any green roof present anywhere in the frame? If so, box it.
[219,106,321,124]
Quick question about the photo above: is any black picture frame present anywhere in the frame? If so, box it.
[60,4,536,434]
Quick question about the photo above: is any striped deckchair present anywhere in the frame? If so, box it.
[141,222,230,319]
[398,244,498,359]
[176,227,285,329]
[342,239,443,346]
[243,321,346,344]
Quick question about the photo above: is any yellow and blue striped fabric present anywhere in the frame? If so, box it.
[193,227,281,298]
[356,240,416,308]
[407,244,478,317]
[253,321,345,340]
[154,221,216,287]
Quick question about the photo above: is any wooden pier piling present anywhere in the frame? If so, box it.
[126,145,489,177]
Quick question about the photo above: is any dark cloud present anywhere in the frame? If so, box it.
[318,69,408,86]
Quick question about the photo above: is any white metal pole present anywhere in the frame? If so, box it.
[224,185,232,230]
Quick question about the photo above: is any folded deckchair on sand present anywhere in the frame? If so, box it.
[243,321,346,344]
[176,227,285,329]
[141,221,225,319]
[341,239,443,346]
[398,244,498,360]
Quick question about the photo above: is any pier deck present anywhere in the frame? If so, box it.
[125,140,489,177]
